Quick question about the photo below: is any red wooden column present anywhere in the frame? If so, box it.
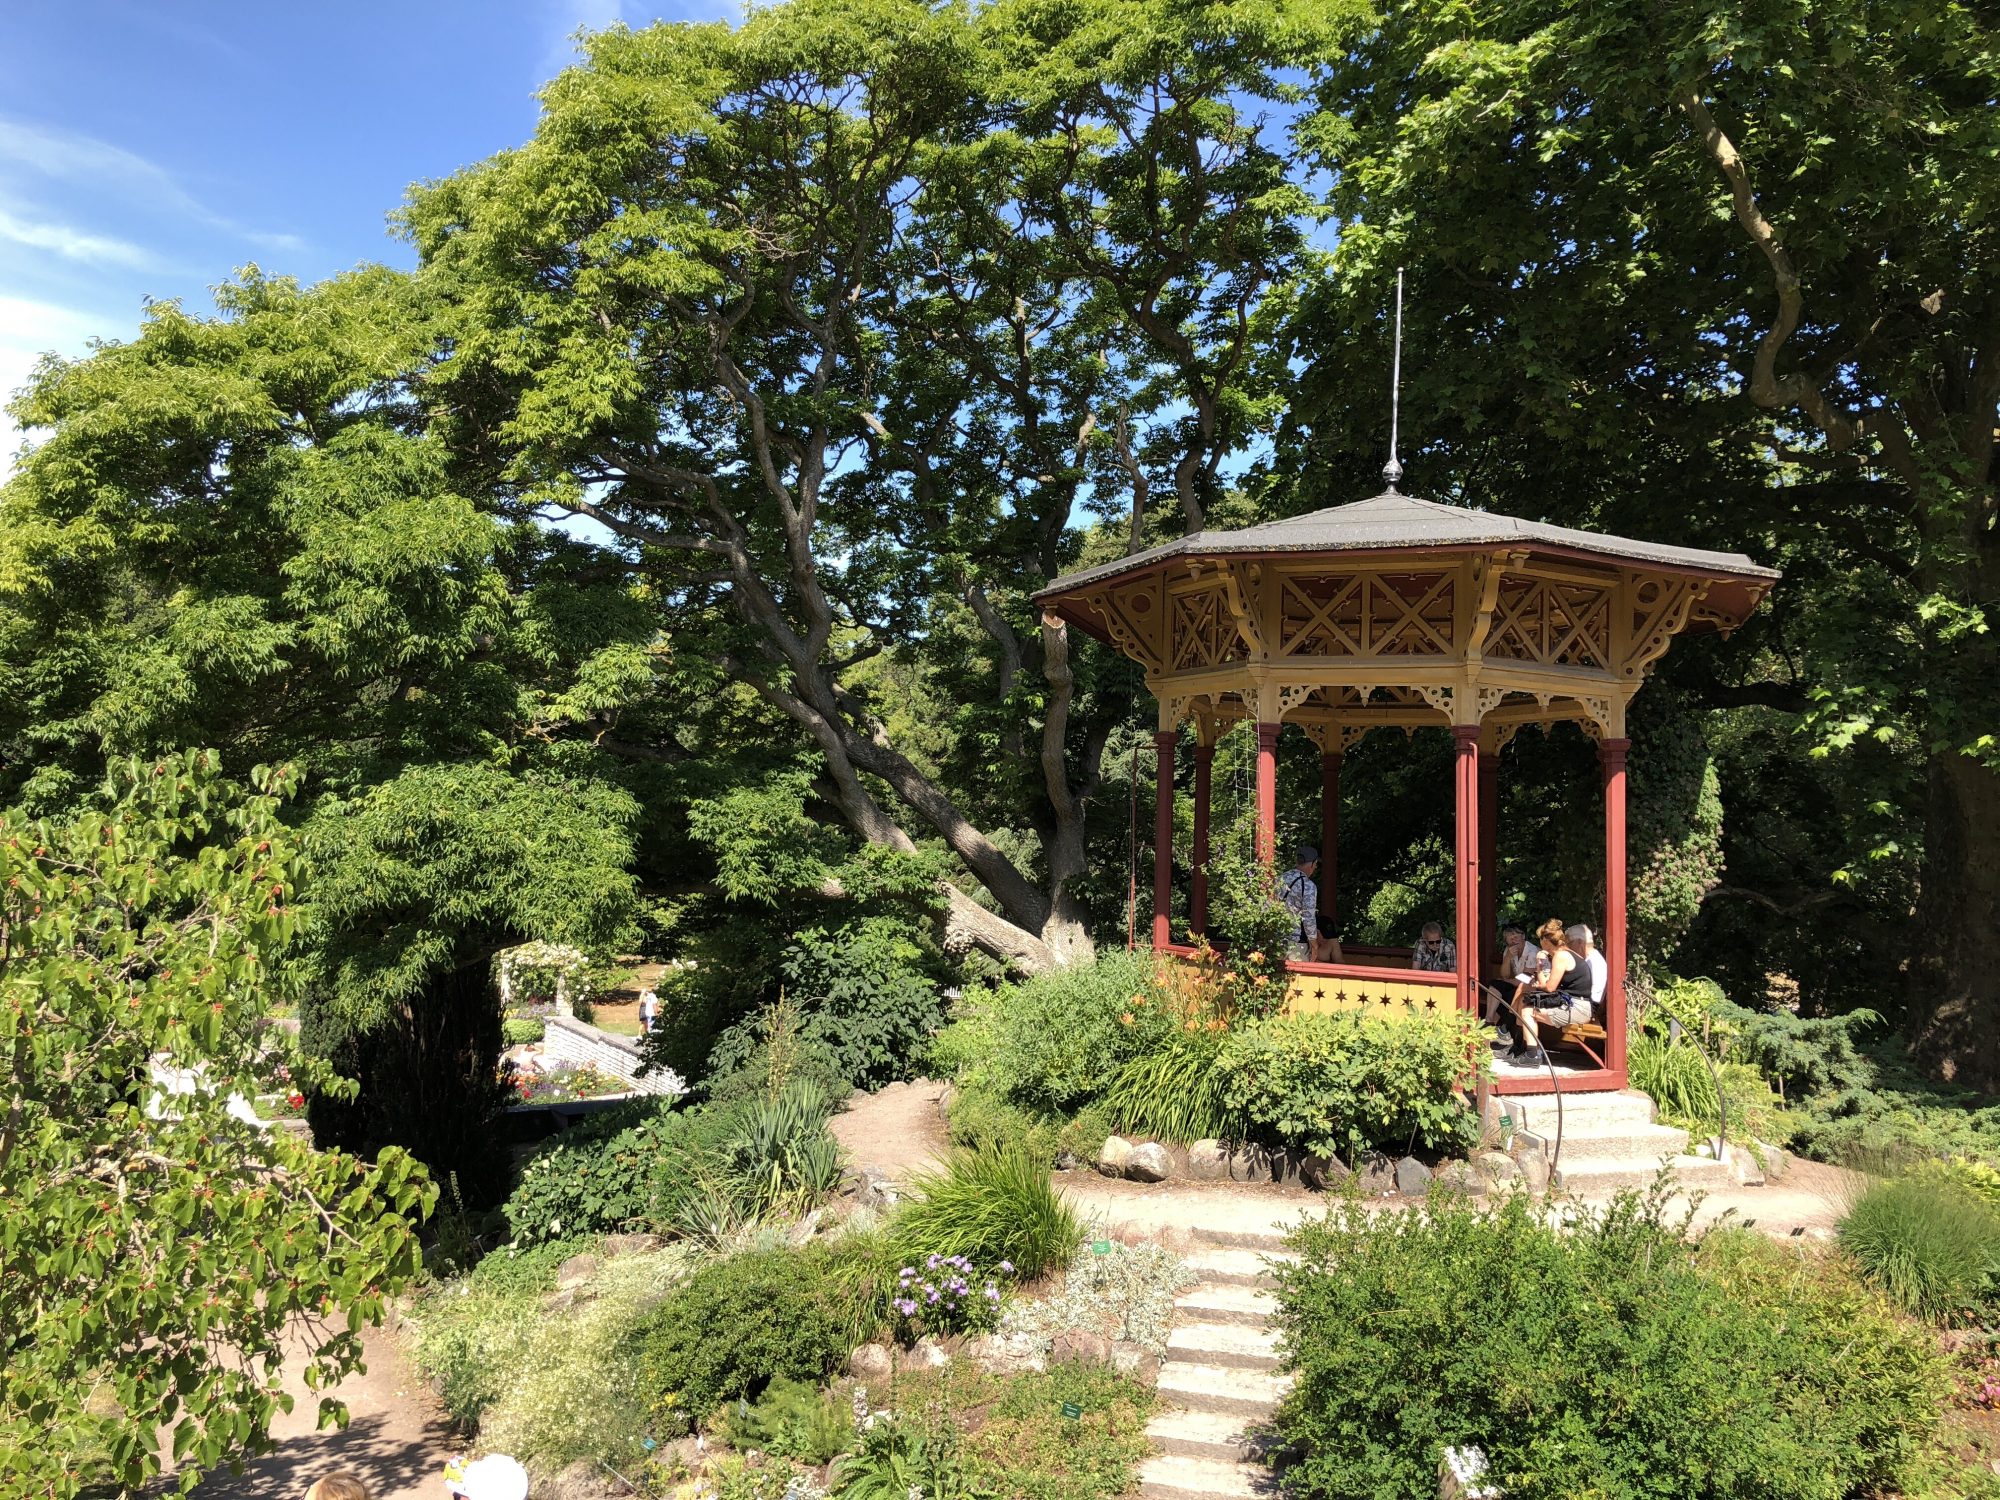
[1600,737,1631,1080]
[1477,748,1501,965]
[1191,739,1215,936]
[1152,728,1176,950]
[1452,724,1481,1013]
[1319,748,1341,927]
[1254,722,1279,865]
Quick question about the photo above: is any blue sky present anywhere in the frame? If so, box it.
[0,0,737,463]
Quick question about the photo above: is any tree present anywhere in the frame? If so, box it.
[1286,0,1999,1080]
[401,0,1322,970]
[0,750,432,1495]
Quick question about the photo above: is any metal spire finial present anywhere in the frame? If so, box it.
[1383,266,1405,492]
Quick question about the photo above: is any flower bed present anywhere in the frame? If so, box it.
[505,1062,629,1104]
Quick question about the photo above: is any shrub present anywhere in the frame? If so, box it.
[1628,1030,1719,1124]
[719,1375,856,1466]
[1215,1010,1482,1162]
[503,1101,689,1243]
[893,1148,1085,1281]
[1838,1175,2000,1322]
[502,1015,546,1045]
[1103,1029,1241,1145]
[477,1246,696,1472]
[404,1280,540,1426]
[638,1248,855,1425]
[779,919,950,1088]
[703,992,853,1110]
[468,1235,597,1294]
[939,952,1165,1115]
[1271,1185,1948,1499]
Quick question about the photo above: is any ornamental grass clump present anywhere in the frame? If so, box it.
[1838,1173,2000,1322]
[893,1147,1085,1280]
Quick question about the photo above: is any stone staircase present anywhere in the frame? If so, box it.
[1500,1087,1739,1195]
[1140,1229,1290,1500]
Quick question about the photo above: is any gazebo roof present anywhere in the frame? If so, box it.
[1035,490,1779,602]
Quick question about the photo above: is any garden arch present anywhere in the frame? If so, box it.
[1035,487,1777,1094]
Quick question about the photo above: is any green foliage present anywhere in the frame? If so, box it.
[1001,1243,1195,1358]
[776,920,950,1089]
[1214,1011,1484,1163]
[1628,1032,1719,1127]
[1625,697,1727,982]
[1202,814,1295,1013]
[639,1249,854,1425]
[936,952,1164,1117]
[468,1235,598,1295]
[1838,1176,2000,1323]
[1103,1030,1242,1145]
[502,1016,546,1045]
[1924,1157,2000,1211]
[893,1149,1087,1281]
[702,991,853,1112]
[720,1375,856,1466]
[1273,1186,1949,1499]
[503,1102,692,1244]
[0,752,435,1493]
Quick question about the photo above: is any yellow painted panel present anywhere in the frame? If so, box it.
[1282,971,1457,1020]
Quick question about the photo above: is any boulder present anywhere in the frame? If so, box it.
[1187,1139,1232,1181]
[1049,1329,1114,1367]
[599,1232,667,1259]
[1109,1339,1162,1385]
[1228,1144,1275,1183]
[1758,1141,1792,1180]
[964,1332,1045,1376]
[912,1336,952,1369]
[535,1459,626,1500]
[1299,1152,1351,1191]
[1097,1136,1135,1177]
[1395,1156,1434,1197]
[555,1252,600,1289]
[847,1343,895,1382]
[1054,1150,1078,1173]
[1471,1149,1520,1183]
[1356,1151,1398,1196]
[1511,1148,1551,1196]
[1126,1142,1174,1183]
[936,1082,956,1121]
[1434,1161,1485,1196]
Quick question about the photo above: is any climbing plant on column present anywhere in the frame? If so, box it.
[0,750,434,1496]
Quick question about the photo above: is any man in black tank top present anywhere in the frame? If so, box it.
[1511,921,1592,1065]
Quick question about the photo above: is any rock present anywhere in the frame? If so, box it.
[848,1168,900,1210]
[1109,1339,1162,1385]
[1097,1135,1135,1177]
[912,1336,952,1369]
[1511,1148,1550,1196]
[1054,1150,1078,1172]
[1357,1151,1398,1196]
[1126,1142,1174,1183]
[536,1459,626,1499]
[1434,1161,1485,1196]
[1228,1144,1274,1183]
[1471,1149,1520,1183]
[1187,1139,1232,1181]
[936,1082,956,1121]
[1729,1144,1765,1186]
[1395,1156,1434,1196]
[1758,1141,1792,1180]
[848,1343,895,1382]
[599,1232,666,1258]
[1299,1152,1351,1191]
[965,1331,1045,1376]
[555,1252,600,1289]
[1049,1329,1113,1367]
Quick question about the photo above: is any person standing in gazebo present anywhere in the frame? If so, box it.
[1280,846,1321,962]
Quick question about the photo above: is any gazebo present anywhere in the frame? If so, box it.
[1035,488,1777,1095]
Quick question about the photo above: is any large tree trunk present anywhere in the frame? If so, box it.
[1907,749,2000,1089]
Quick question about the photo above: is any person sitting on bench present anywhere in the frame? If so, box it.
[1511,919,1592,1065]
[1569,923,1607,1014]
[1484,925,1541,1048]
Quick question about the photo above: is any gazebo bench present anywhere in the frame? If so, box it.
[1550,1020,1608,1068]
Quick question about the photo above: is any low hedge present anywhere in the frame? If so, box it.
[1271,1187,1949,1499]
[1214,1009,1482,1161]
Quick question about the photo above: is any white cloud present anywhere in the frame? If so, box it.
[0,295,128,477]
[0,117,304,255]
[0,205,151,268]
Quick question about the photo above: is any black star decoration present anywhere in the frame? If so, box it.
[1334,989,1348,1004]
[1424,997,1437,1011]
[1312,988,1326,1002]
[1379,995,1392,1007]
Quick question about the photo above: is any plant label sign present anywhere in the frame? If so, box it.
[1061,1401,1083,1421]
[1092,1239,1112,1256]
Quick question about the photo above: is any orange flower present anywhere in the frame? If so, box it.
[1253,974,1270,988]
[1119,1012,1135,1026]
[1247,951,1265,965]
[1183,1018,1199,1032]
[1207,1017,1227,1031]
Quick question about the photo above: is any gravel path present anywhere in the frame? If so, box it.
[828,1078,950,1181]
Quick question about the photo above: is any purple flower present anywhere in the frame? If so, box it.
[894,1298,917,1316]
[998,1261,1014,1274]
[985,1288,1000,1302]
[926,1290,939,1303]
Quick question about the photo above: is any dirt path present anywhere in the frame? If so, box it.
[191,1318,452,1500]
[829,1079,950,1181]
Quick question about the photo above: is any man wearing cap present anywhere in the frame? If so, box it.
[1280,846,1324,962]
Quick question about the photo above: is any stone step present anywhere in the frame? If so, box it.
[1137,1453,1277,1500]
[1144,1408,1267,1463]
[1519,1121,1692,1163]
[1501,1087,1657,1134]
[1551,1154,1739,1196]
[1181,1246,1290,1289]
[1156,1361,1290,1418]
[1190,1224,1294,1252]
[1166,1321,1282,1371]
[1177,1281,1279,1328]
